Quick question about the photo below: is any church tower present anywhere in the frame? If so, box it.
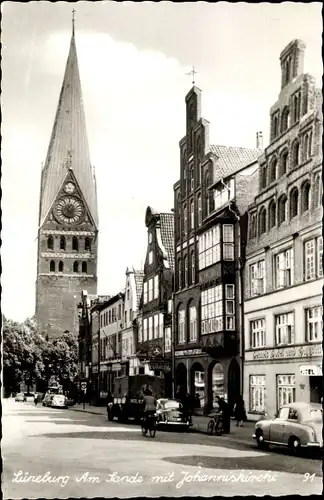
[35,16,98,339]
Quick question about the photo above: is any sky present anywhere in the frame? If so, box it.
[2,1,322,322]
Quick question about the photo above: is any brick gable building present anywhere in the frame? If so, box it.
[243,40,323,420]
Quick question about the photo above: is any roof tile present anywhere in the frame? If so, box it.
[209,145,263,180]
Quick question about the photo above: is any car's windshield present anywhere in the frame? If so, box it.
[309,409,322,421]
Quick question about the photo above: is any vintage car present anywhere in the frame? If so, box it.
[253,402,323,452]
[51,394,67,408]
[155,399,192,430]
[15,392,26,402]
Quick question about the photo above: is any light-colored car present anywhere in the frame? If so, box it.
[24,393,35,403]
[42,393,54,407]
[253,402,323,452]
[155,398,192,430]
[51,394,67,408]
[15,392,26,402]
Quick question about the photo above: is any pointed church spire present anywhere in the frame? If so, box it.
[39,18,98,228]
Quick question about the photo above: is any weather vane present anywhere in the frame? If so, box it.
[186,66,198,85]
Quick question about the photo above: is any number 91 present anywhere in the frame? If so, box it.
[303,473,316,482]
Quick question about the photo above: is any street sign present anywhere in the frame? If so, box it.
[81,382,87,391]
[149,360,171,372]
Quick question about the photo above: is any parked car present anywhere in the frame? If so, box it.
[42,393,55,407]
[51,394,67,408]
[253,402,323,453]
[24,393,35,403]
[155,399,192,430]
[15,392,26,402]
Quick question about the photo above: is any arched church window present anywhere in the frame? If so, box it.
[85,237,91,251]
[73,261,79,273]
[60,236,66,250]
[82,261,87,273]
[59,261,64,272]
[72,236,79,251]
[50,260,55,272]
[47,237,54,250]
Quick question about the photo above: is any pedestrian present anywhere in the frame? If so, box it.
[34,394,38,406]
[216,396,231,434]
[234,395,246,427]
[195,393,201,409]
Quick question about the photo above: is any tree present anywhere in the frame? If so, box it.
[42,331,78,391]
[2,318,46,395]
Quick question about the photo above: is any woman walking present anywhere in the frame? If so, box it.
[234,395,246,427]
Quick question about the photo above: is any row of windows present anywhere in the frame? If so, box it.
[143,275,159,304]
[176,284,235,343]
[49,260,88,273]
[140,313,164,342]
[198,224,234,269]
[99,334,121,361]
[250,374,296,413]
[249,237,322,297]
[249,174,321,239]
[47,236,91,252]
[270,89,302,141]
[100,305,122,327]
[261,132,313,190]
[249,305,322,349]
[177,250,195,290]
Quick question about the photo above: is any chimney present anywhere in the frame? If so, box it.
[256,131,263,149]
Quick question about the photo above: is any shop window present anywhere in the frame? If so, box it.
[250,375,266,412]
[212,363,225,408]
[277,375,296,409]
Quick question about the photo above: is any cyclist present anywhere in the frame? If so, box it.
[142,386,157,429]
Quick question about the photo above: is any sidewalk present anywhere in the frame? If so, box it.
[69,404,255,442]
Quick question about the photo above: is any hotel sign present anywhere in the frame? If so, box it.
[252,344,322,361]
[175,348,203,357]
[300,365,322,376]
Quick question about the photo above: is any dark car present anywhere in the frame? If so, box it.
[155,399,192,431]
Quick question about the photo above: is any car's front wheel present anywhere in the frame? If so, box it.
[288,436,301,454]
[256,431,269,449]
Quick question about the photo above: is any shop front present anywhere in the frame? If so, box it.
[175,348,241,413]
[244,343,323,422]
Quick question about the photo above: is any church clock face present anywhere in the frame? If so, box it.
[54,197,84,225]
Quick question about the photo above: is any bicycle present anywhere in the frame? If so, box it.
[141,413,157,438]
[207,412,224,436]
